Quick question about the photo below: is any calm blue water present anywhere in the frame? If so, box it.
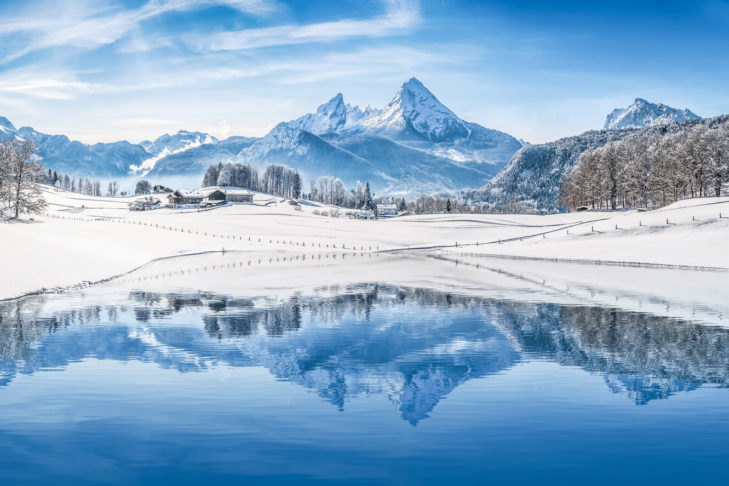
[1,283,728,485]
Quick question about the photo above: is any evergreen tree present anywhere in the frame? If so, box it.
[363,181,373,210]
[293,172,301,199]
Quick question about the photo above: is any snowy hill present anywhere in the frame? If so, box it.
[604,98,700,130]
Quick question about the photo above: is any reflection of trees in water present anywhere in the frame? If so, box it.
[1,286,729,421]
[486,302,729,404]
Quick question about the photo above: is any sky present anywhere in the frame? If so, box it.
[1,0,729,144]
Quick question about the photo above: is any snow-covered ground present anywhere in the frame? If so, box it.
[2,186,729,301]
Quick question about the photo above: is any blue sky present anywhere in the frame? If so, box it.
[1,0,728,144]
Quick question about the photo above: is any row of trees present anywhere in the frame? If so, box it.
[44,169,124,197]
[307,178,376,209]
[0,140,46,219]
[561,122,729,210]
[203,162,302,199]
[201,162,506,214]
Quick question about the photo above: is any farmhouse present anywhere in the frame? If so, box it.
[220,187,254,203]
[167,190,204,205]
[199,186,254,203]
[166,187,255,207]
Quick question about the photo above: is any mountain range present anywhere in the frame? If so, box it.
[0,78,524,196]
[0,90,708,204]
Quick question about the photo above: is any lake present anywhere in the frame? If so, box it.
[1,253,728,485]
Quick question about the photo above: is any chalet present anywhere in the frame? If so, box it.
[203,189,227,202]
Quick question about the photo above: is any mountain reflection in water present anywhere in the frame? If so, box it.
[1,284,728,424]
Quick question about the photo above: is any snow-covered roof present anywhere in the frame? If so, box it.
[176,190,204,198]
[200,186,253,196]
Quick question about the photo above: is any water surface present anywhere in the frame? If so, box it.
[1,259,728,485]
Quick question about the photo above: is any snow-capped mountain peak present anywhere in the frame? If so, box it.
[363,77,470,142]
[604,98,700,130]
[288,93,369,135]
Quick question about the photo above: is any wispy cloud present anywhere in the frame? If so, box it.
[192,0,421,52]
[0,75,105,100]
[0,0,280,62]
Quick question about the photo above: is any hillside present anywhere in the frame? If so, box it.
[467,115,729,212]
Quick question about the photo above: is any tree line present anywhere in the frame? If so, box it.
[560,121,729,210]
[202,161,507,214]
[0,140,46,219]
[44,169,125,197]
[203,162,302,199]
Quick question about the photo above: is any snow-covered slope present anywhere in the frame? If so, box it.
[604,98,700,130]
[148,136,255,176]
[362,77,471,141]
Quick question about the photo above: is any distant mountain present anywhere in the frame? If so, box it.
[251,77,521,194]
[147,136,256,176]
[0,78,522,195]
[14,125,150,177]
[287,78,522,169]
[236,123,391,188]
[140,130,217,156]
[604,98,700,130]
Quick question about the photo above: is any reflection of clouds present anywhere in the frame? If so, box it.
[2,285,729,422]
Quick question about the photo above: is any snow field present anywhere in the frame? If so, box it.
[2,187,729,301]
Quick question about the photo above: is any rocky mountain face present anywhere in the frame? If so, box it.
[604,98,700,130]
[233,77,522,194]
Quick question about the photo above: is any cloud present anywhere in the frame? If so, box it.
[0,0,281,62]
[217,119,232,138]
[192,0,421,52]
[0,75,105,100]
